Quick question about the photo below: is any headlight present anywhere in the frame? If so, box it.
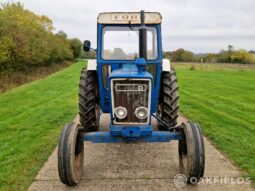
[114,107,127,119]
[135,107,148,119]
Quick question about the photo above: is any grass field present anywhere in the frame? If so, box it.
[0,61,85,191]
[173,63,255,180]
[0,61,255,190]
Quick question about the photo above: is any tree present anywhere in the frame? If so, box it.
[166,49,194,62]
[204,53,218,63]
[217,48,253,64]
[227,45,234,62]
[217,50,229,63]
[230,50,252,64]
[56,30,67,39]
[228,45,234,52]
[0,2,73,74]
[80,51,96,59]
[69,38,82,58]
[112,48,126,59]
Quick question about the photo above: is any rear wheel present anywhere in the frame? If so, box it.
[58,123,84,186]
[157,70,179,130]
[78,69,100,132]
[178,121,205,184]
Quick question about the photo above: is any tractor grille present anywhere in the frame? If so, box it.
[111,78,151,124]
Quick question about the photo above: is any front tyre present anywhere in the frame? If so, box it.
[178,121,205,184]
[58,123,84,186]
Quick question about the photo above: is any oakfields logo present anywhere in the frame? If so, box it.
[174,174,251,187]
[174,174,187,187]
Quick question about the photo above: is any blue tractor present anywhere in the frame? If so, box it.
[58,11,205,186]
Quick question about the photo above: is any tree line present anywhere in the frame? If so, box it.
[164,45,255,64]
[1,2,254,73]
[0,2,82,74]
[82,46,255,64]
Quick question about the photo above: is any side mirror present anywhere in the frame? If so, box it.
[83,40,91,52]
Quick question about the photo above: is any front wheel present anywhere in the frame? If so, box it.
[178,121,205,184]
[58,123,84,186]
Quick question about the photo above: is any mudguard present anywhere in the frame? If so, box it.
[87,59,97,70]
[162,59,171,72]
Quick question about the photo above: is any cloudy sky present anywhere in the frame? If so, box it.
[10,0,255,53]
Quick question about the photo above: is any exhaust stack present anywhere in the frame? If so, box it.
[139,10,147,60]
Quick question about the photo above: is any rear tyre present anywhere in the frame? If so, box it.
[58,123,84,186]
[178,121,205,184]
[78,69,100,132]
[157,70,179,130]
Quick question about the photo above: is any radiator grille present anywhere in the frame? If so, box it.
[111,79,151,124]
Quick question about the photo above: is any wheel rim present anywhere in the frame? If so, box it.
[182,153,188,174]
[179,139,189,175]
[73,130,84,180]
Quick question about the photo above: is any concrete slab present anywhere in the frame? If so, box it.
[29,114,254,191]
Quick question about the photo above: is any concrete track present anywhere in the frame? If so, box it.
[29,114,254,191]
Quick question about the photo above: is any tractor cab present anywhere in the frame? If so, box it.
[84,11,167,128]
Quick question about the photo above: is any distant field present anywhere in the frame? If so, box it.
[172,62,255,70]
[0,61,85,191]
[173,62,255,180]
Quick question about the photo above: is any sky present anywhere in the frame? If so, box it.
[9,0,255,53]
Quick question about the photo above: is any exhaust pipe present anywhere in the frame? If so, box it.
[139,10,147,60]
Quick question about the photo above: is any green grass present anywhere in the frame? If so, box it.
[0,61,86,191]
[173,63,255,180]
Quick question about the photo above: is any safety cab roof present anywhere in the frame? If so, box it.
[97,12,162,24]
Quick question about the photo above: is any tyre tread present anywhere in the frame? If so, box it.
[78,69,99,132]
[158,70,179,130]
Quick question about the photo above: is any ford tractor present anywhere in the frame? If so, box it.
[58,11,205,186]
